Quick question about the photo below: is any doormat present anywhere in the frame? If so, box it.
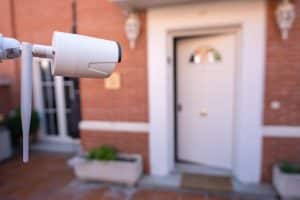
[181,173,233,192]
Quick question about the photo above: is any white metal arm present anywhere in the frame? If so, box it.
[0,35,54,162]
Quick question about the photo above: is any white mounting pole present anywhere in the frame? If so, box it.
[21,42,33,163]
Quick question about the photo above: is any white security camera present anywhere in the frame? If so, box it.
[0,31,121,162]
[52,32,121,78]
[0,31,121,77]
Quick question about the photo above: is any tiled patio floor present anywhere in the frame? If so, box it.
[0,152,277,200]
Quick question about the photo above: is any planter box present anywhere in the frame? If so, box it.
[69,153,143,186]
[0,127,12,161]
[273,165,300,199]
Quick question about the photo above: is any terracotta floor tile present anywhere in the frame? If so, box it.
[80,188,107,200]
[207,196,231,200]
[0,152,276,200]
[153,190,181,200]
[131,189,153,200]
[0,152,74,200]
[182,193,206,200]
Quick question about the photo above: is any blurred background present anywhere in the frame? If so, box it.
[0,0,299,199]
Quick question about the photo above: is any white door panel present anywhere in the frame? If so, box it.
[177,34,236,170]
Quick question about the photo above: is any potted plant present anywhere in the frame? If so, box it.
[273,161,300,199]
[69,145,143,186]
[5,108,40,147]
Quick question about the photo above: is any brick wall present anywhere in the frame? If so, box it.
[262,137,300,182]
[262,0,300,183]
[264,0,300,125]
[13,0,72,44]
[77,0,149,170]
[77,0,148,122]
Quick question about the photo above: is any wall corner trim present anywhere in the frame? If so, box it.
[264,125,300,138]
[79,120,149,133]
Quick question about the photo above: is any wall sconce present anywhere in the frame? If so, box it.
[275,0,295,40]
[125,12,140,49]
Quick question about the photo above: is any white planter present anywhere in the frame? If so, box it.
[0,127,12,161]
[69,153,143,186]
[273,165,300,199]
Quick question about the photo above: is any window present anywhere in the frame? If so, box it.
[39,59,58,135]
[189,47,222,64]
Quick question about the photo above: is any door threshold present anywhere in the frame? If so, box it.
[174,162,232,177]
[139,174,276,198]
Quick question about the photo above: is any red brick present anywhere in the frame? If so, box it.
[261,136,300,183]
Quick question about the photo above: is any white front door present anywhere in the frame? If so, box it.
[176,34,236,170]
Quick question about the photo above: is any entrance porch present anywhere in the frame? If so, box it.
[0,151,276,200]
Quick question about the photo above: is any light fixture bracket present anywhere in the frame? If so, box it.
[275,0,295,40]
[124,11,141,49]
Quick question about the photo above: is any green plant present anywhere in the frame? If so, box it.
[87,145,117,161]
[280,161,300,174]
[5,108,40,146]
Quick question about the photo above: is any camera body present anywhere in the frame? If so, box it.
[52,32,121,78]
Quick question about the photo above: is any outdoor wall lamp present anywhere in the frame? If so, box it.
[0,32,121,162]
[276,0,295,40]
[125,12,141,49]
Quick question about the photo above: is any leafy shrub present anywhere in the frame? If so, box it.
[280,161,300,174]
[5,108,40,146]
[87,145,117,161]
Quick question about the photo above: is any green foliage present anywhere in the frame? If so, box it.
[280,161,300,174]
[87,145,117,161]
[214,52,222,62]
[5,108,40,146]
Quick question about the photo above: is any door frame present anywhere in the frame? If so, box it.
[32,58,78,143]
[173,31,238,168]
[147,0,266,183]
